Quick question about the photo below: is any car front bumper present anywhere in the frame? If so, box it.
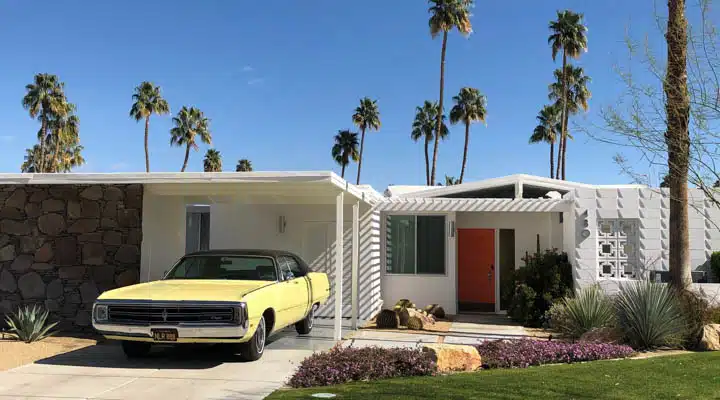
[93,322,249,342]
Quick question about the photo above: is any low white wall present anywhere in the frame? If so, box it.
[140,192,187,281]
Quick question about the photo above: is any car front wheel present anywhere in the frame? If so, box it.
[295,306,314,335]
[121,341,151,358]
[240,316,266,361]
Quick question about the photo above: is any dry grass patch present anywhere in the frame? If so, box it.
[0,336,98,371]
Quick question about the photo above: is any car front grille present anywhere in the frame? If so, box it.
[107,303,236,325]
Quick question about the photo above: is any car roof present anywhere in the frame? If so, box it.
[184,249,302,259]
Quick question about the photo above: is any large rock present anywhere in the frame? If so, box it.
[59,266,85,280]
[103,201,118,219]
[580,327,625,344]
[1,219,31,235]
[24,202,42,218]
[104,186,124,201]
[0,244,15,261]
[115,245,138,264]
[78,232,102,243]
[18,272,45,299]
[49,186,78,200]
[19,236,38,253]
[29,190,48,203]
[83,243,106,265]
[38,213,65,235]
[101,218,118,229]
[0,268,17,292]
[103,231,122,246]
[67,200,82,219]
[92,265,116,284]
[46,279,63,299]
[116,269,139,287]
[44,299,60,312]
[117,209,140,228]
[125,185,143,209]
[31,263,53,271]
[0,234,8,247]
[68,219,99,234]
[0,207,25,220]
[699,324,720,351]
[80,200,100,218]
[5,188,27,209]
[79,186,103,201]
[54,237,78,265]
[127,229,142,245]
[422,344,482,373]
[75,310,92,327]
[41,198,65,213]
[10,255,33,272]
[34,242,53,262]
[79,281,99,303]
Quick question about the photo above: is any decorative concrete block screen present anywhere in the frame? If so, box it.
[0,184,143,329]
[597,219,639,279]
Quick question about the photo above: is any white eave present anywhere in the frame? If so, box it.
[378,197,572,213]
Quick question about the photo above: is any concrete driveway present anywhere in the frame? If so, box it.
[0,327,337,400]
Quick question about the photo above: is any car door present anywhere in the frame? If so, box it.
[277,256,307,325]
[286,256,311,319]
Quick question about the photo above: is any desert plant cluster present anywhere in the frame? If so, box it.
[374,299,447,331]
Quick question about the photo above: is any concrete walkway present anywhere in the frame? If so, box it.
[0,327,336,400]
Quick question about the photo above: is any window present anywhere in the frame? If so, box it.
[165,255,278,281]
[386,215,446,274]
[597,219,639,279]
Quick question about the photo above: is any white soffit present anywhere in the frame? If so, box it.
[378,198,572,213]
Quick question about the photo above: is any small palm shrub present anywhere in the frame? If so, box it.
[553,285,615,339]
[615,281,685,349]
[4,305,58,343]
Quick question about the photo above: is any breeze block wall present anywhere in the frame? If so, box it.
[0,184,143,330]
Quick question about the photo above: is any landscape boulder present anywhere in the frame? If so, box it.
[422,344,482,373]
[699,324,720,351]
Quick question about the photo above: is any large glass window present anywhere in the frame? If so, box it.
[386,215,446,275]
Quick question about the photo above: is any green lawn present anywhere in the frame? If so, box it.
[268,352,720,400]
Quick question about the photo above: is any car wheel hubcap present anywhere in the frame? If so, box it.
[256,318,266,353]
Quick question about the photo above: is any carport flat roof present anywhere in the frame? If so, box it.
[0,171,380,205]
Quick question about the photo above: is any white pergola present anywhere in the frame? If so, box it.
[0,172,377,341]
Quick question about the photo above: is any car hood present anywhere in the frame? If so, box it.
[97,280,273,302]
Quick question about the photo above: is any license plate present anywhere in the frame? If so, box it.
[152,329,178,342]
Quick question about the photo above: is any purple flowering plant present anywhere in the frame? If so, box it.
[476,339,634,369]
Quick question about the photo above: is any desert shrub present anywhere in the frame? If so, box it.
[396,307,410,326]
[288,346,436,388]
[476,339,634,369]
[4,305,58,343]
[545,302,570,332]
[710,306,720,324]
[616,281,685,349]
[406,316,424,330]
[711,251,720,282]
[507,249,572,327]
[395,299,415,309]
[553,286,616,339]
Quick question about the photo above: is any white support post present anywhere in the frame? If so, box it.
[334,191,344,341]
[351,201,359,330]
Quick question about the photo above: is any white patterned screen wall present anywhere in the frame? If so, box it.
[598,219,639,279]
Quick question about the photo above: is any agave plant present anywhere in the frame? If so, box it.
[4,305,58,343]
[615,281,686,349]
[554,285,616,339]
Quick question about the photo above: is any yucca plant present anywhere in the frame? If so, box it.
[615,281,686,349]
[4,305,58,343]
[556,285,616,339]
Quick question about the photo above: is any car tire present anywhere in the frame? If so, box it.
[240,316,266,361]
[295,306,314,335]
[121,341,151,358]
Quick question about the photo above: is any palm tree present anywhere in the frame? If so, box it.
[548,10,588,180]
[352,97,381,184]
[412,101,449,185]
[449,87,487,183]
[203,149,222,172]
[529,104,561,179]
[20,146,42,173]
[22,74,66,173]
[428,0,473,186]
[548,65,591,179]
[48,102,79,173]
[235,159,253,172]
[444,175,459,185]
[331,130,360,179]
[130,82,170,173]
[59,144,85,172]
[169,106,212,172]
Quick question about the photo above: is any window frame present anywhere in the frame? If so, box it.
[383,213,448,276]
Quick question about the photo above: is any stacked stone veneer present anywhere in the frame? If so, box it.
[567,187,720,291]
[0,184,142,330]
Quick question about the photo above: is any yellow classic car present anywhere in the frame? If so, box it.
[92,249,330,361]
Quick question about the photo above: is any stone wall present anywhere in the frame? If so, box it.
[0,184,142,330]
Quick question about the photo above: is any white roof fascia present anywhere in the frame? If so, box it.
[377,197,572,213]
[0,171,337,185]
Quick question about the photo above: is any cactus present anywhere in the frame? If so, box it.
[395,299,415,309]
[396,307,410,326]
[406,316,424,331]
[376,309,399,329]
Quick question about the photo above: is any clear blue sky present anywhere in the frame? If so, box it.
[0,1,677,190]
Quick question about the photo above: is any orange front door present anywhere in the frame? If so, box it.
[458,229,495,306]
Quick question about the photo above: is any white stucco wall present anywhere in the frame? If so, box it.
[140,192,187,282]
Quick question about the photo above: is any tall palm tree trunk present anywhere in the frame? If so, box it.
[181,144,191,172]
[555,135,563,179]
[560,50,569,180]
[52,131,62,173]
[38,115,48,173]
[550,141,555,179]
[666,0,692,289]
[341,163,346,179]
[561,108,570,180]
[459,120,470,184]
[431,30,448,186]
[144,116,151,173]
[356,127,366,185]
[424,136,430,185]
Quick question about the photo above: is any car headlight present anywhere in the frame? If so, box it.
[234,303,248,328]
[93,304,108,322]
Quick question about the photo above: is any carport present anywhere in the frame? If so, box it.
[136,172,377,340]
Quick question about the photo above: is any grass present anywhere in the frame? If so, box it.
[268,352,720,399]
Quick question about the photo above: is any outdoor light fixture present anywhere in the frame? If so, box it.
[278,215,287,233]
[449,220,455,238]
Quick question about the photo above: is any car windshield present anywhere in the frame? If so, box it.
[164,255,278,281]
